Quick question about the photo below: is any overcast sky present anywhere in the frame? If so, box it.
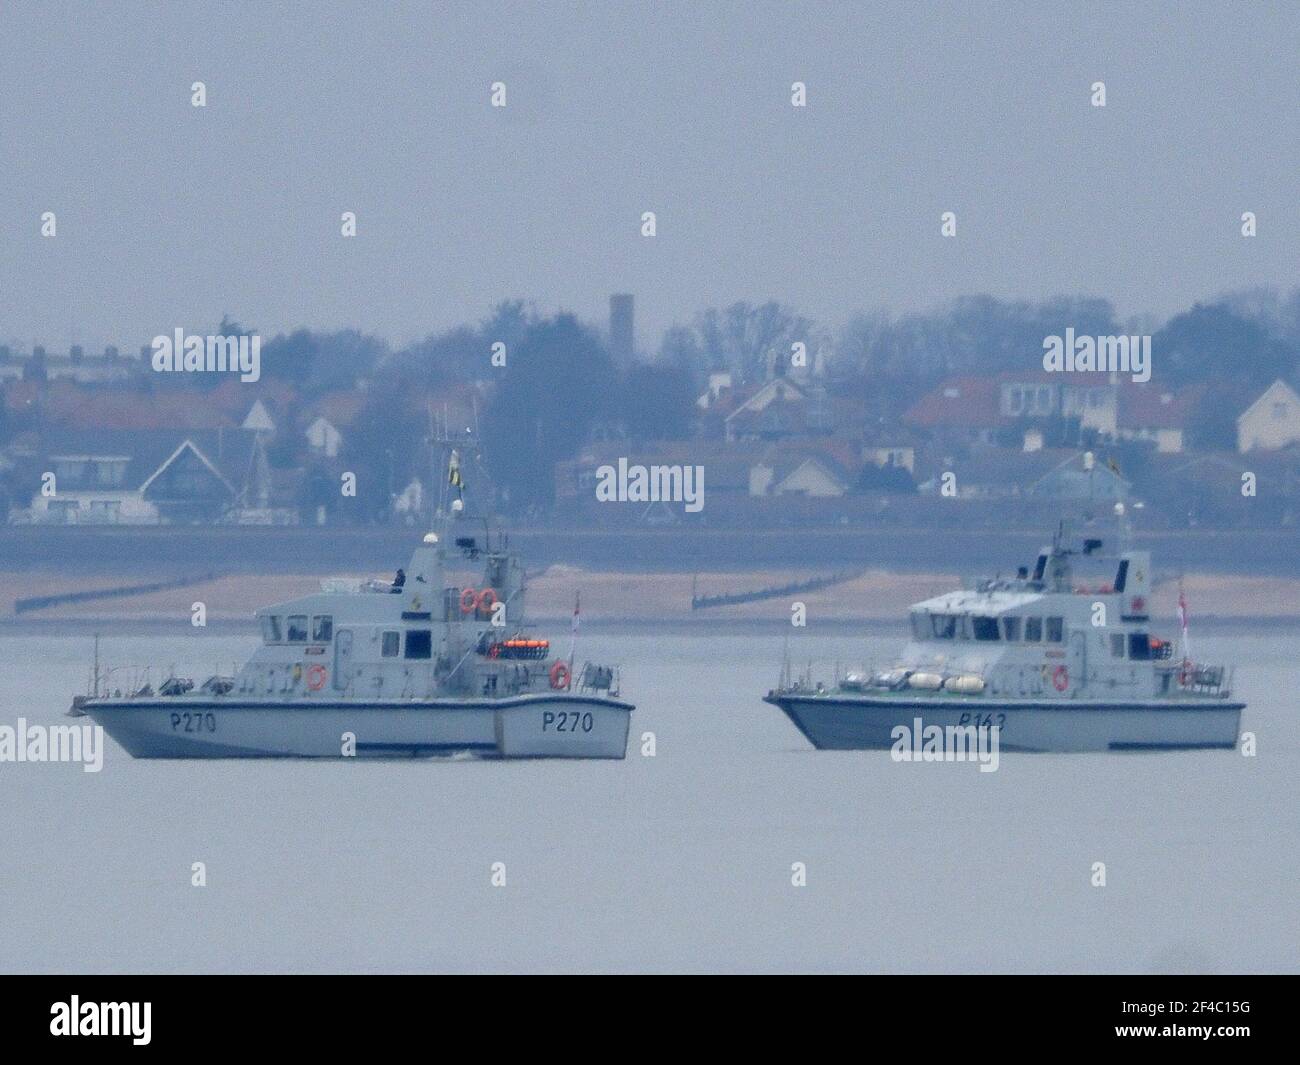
[1,0,1296,355]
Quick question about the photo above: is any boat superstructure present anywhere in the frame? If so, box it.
[764,525,1244,753]
[73,481,632,759]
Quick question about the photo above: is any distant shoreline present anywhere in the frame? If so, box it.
[3,614,1299,635]
[3,565,1297,628]
[2,524,1299,578]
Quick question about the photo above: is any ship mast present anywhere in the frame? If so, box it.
[1113,500,1133,552]
[427,403,476,534]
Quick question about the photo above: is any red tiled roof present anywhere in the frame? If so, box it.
[204,378,300,417]
[903,377,1001,428]
[69,392,238,430]
[310,391,367,427]
[2,378,84,416]
[3,381,239,429]
[1117,384,1203,430]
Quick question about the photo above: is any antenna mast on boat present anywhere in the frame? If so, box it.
[1178,578,1194,664]
[1113,501,1133,551]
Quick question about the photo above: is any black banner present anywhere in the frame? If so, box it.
[0,975,1289,1052]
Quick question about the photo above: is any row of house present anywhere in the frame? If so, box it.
[700,365,1300,457]
[0,376,488,525]
[558,433,1297,502]
[0,344,140,386]
[2,377,360,454]
[554,433,1300,529]
[904,372,1300,455]
[4,329,1299,526]
[4,428,283,525]
[551,366,1300,526]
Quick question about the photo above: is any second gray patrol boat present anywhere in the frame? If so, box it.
[765,524,1244,752]
[72,465,633,759]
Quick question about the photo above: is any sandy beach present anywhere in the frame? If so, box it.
[2,565,1296,625]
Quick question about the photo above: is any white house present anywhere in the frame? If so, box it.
[861,441,916,474]
[242,399,277,435]
[696,372,733,410]
[725,377,807,439]
[1117,386,1198,454]
[24,429,270,525]
[998,377,1119,436]
[305,415,343,458]
[1237,379,1300,453]
[750,451,849,498]
[0,345,138,385]
[392,477,424,523]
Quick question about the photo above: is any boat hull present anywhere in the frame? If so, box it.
[78,693,634,760]
[764,692,1244,753]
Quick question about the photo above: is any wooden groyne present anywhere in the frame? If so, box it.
[14,572,221,614]
[690,569,863,610]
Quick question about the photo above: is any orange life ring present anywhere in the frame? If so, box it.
[1052,665,1069,692]
[476,588,498,613]
[459,588,477,614]
[549,661,570,691]
[306,664,328,691]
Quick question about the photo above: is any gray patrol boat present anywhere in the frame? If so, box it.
[71,469,633,759]
[764,523,1244,752]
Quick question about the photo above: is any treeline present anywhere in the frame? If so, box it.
[18,288,1296,515]
[835,290,1298,391]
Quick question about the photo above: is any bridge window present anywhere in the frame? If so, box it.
[260,615,282,643]
[930,614,957,639]
[286,615,308,643]
[1024,617,1042,642]
[1115,559,1129,593]
[910,614,927,640]
[1001,617,1021,641]
[1110,634,1125,658]
[972,616,1000,641]
[311,615,333,643]
[381,631,399,657]
[1045,617,1064,643]
[405,630,432,659]
[1128,633,1152,660]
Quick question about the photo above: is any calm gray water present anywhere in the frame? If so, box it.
[0,626,1295,974]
